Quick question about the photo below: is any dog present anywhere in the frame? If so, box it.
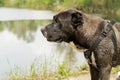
[41,9,120,80]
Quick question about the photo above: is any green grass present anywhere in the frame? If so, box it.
[58,61,71,77]
[8,61,88,80]
[7,57,120,80]
[76,64,89,74]
[112,65,120,74]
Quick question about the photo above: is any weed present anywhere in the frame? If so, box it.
[112,65,120,74]
[58,61,71,78]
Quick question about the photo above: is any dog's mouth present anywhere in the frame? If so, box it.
[47,37,63,43]
[55,38,63,43]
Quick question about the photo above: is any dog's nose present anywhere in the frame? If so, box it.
[41,28,45,34]
[41,28,47,37]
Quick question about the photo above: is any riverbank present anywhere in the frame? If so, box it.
[64,74,117,80]
[14,73,117,80]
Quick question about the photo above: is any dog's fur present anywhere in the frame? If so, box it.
[41,9,120,80]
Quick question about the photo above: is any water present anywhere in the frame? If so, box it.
[0,8,86,77]
[0,7,55,21]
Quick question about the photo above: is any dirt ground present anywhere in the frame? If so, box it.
[64,74,117,80]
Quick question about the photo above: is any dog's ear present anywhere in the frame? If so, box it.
[71,12,84,29]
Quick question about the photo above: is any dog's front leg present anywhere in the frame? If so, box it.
[98,65,112,80]
[89,64,99,80]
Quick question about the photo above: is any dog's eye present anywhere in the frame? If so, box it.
[53,16,59,23]
[55,18,59,23]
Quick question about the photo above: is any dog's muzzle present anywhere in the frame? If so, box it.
[41,28,48,38]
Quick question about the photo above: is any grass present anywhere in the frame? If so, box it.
[58,61,71,77]
[76,64,89,74]
[7,56,120,80]
[8,60,88,80]
[112,65,120,74]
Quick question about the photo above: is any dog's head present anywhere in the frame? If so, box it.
[41,9,84,43]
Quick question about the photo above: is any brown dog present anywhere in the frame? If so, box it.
[41,9,120,80]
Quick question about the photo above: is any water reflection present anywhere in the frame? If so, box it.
[0,20,50,43]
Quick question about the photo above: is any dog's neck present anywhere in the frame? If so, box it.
[72,14,105,49]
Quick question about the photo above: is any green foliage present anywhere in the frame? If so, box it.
[0,0,118,10]
[30,63,36,77]
[112,65,120,74]
[0,0,4,6]
[58,61,71,77]
[79,64,89,71]
[76,64,89,74]
[9,66,23,80]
